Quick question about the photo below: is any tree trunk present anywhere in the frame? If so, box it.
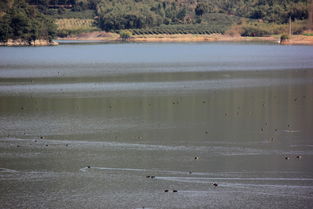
[309,0,313,30]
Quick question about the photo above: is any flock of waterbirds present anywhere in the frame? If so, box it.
[11,94,305,194]
[83,156,219,194]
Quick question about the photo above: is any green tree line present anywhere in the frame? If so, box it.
[1,0,311,40]
[20,0,311,31]
[95,0,310,31]
[0,0,57,42]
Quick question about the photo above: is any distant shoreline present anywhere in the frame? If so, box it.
[1,33,313,46]
[57,31,313,45]
[130,34,280,43]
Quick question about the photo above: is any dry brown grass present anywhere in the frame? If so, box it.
[281,35,313,45]
[58,31,313,45]
[131,33,279,42]
[58,31,119,40]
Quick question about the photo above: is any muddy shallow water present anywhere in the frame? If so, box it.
[1,42,313,208]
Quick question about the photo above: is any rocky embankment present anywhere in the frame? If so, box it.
[0,39,58,46]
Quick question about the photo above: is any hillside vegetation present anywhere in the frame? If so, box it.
[1,0,312,41]
[0,0,56,43]
[95,0,309,30]
[41,0,312,35]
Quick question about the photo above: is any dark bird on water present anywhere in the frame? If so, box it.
[213,183,218,187]
[164,189,177,192]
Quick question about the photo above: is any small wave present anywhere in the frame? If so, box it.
[1,78,311,98]
[79,166,204,176]
[282,130,301,133]
[0,168,18,173]
[80,167,148,173]
[157,176,313,182]
[155,176,313,186]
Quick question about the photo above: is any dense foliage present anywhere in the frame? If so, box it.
[94,0,310,31]
[0,0,57,42]
[2,0,311,38]
[23,0,311,31]
[129,13,241,35]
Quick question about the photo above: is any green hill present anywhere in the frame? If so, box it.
[0,0,56,43]
[1,0,312,41]
[38,0,312,34]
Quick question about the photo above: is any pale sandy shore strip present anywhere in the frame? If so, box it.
[58,32,313,45]
[1,33,312,46]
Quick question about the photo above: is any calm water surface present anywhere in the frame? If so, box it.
[1,42,313,209]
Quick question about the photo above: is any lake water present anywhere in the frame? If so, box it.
[0,42,313,209]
